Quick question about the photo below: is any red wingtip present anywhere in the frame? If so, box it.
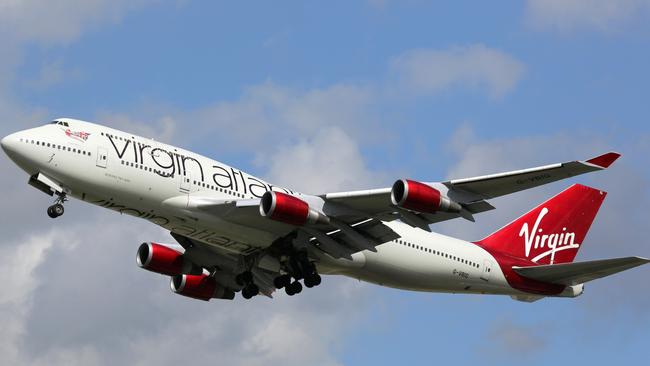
[586,152,621,168]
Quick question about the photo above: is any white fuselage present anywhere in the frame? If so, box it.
[2,120,523,297]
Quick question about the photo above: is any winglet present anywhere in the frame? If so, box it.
[585,151,621,169]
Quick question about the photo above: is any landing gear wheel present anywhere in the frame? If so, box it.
[288,281,302,295]
[311,273,321,286]
[247,283,259,297]
[47,192,67,219]
[304,273,322,288]
[274,274,291,289]
[285,284,295,296]
[47,204,64,218]
[304,271,322,288]
[242,283,259,299]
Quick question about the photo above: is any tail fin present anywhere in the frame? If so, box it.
[476,184,606,265]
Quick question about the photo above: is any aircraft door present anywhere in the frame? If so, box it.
[480,259,492,282]
[96,147,108,168]
[180,172,191,193]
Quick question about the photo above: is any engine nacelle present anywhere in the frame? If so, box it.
[136,242,202,276]
[170,274,235,301]
[260,191,329,226]
[391,179,462,214]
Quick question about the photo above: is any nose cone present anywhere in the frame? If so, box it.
[2,131,40,176]
[1,134,11,153]
[1,133,18,155]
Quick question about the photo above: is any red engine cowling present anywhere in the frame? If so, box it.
[260,191,329,226]
[136,242,202,276]
[391,179,461,214]
[170,274,235,301]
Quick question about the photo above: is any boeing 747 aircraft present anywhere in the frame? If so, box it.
[2,118,648,302]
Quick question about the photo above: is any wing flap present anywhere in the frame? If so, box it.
[513,256,650,286]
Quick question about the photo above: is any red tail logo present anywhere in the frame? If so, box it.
[476,184,606,265]
[519,207,580,264]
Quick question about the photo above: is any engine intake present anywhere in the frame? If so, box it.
[171,274,235,301]
[391,179,462,214]
[136,242,202,276]
[260,191,329,226]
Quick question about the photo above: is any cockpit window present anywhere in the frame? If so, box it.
[50,120,70,127]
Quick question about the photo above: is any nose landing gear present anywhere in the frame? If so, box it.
[47,193,67,219]
[47,204,64,218]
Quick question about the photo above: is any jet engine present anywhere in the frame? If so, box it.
[260,191,329,226]
[171,274,236,301]
[391,179,462,214]
[136,242,202,276]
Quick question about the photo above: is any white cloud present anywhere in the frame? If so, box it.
[525,0,650,33]
[391,45,526,99]
[23,59,84,91]
[0,0,153,45]
[0,232,56,365]
[0,211,371,366]
[96,113,178,143]
[190,82,376,152]
[262,126,387,193]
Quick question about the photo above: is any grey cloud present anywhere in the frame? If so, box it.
[390,45,526,99]
[486,319,548,358]
[22,59,84,92]
[525,0,650,33]
[0,0,154,45]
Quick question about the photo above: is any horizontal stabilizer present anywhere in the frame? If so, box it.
[513,256,650,286]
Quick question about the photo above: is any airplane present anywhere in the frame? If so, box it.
[1,118,648,302]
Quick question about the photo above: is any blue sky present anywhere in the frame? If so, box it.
[1,1,649,365]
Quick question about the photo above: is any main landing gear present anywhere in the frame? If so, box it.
[236,270,260,300]
[47,193,67,219]
[274,250,322,296]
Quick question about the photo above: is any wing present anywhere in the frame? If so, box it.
[321,152,620,228]
[162,195,400,260]
[443,151,621,199]
[513,257,650,286]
